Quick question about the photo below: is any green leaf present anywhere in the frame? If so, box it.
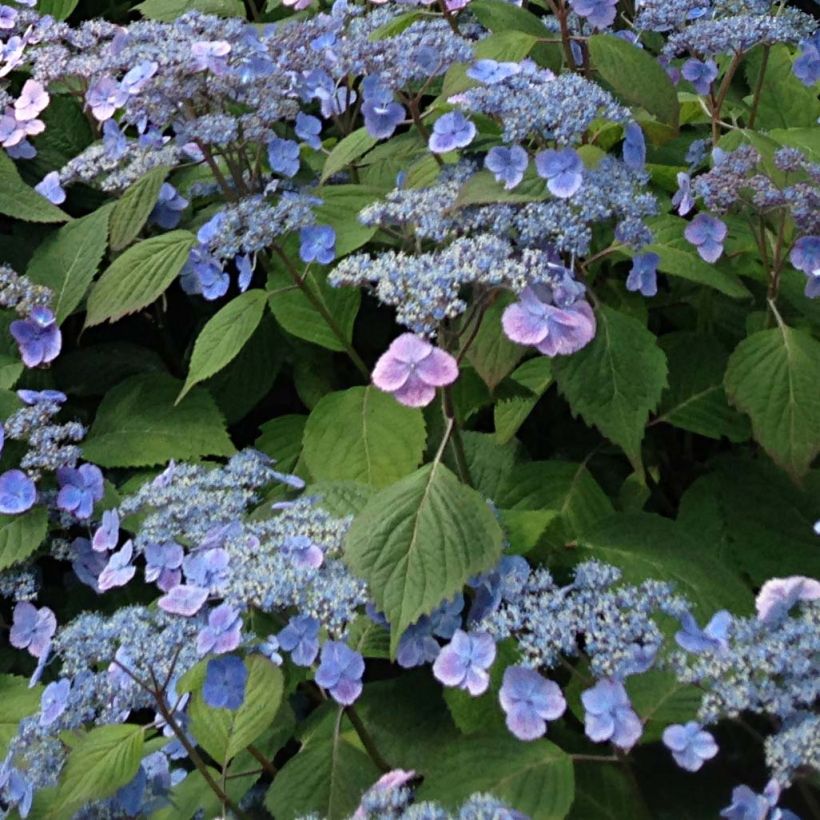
[569,763,651,820]
[0,152,69,223]
[189,656,284,764]
[267,268,360,352]
[456,432,520,499]
[109,166,169,251]
[575,512,753,616]
[0,507,48,571]
[455,168,547,207]
[345,462,503,653]
[58,724,144,807]
[642,215,751,298]
[180,290,267,401]
[206,311,281,424]
[494,357,553,444]
[35,0,77,20]
[626,670,701,744]
[368,9,425,39]
[0,675,42,757]
[588,34,680,128]
[309,481,374,517]
[465,295,527,390]
[265,711,379,820]
[85,231,195,327]
[474,30,539,62]
[312,186,381,256]
[255,415,307,473]
[655,332,750,442]
[677,457,820,583]
[83,373,234,467]
[469,0,550,38]
[553,306,667,471]
[0,354,22,389]
[53,342,166,397]
[26,205,111,323]
[321,128,377,183]
[724,323,820,479]
[135,0,243,18]
[303,386,426,488]
[416,734,574,819]
[496,460,613,548]
[743,45,820,130]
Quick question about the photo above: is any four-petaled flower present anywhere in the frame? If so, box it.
[789,235,820,299]
[499,666,566,741]
[428,111,476,154]
[197,603,242,655]
[535,147,584,199]
[372,333,458,408]
[9,602,56,658]
[755,576,820,624]
[10,306,61,368]
[569,0,618,30]
[0,469,36,514]
[485,145,529,190]
[56,463,104,520]
[685,214,727,263]
[98,541,136,591]
[627,252,659,297]
[281,534,324,568]
[267,136,300,178]
[315,640,365,705]
[662,722,719,772]
[622,122,646,171]
[203,655,247,709]
[150,183,188,229]
[299,225,336,265]
[39,678,70,727]
[278,614,320,666]
[581,678,643,750]
[675,610,731,654]
[682,59,719,95]
[432,629,496,696]
[502,285,596,357]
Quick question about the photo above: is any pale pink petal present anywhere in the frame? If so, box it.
[392,373,436,408]
[388,333,434,364]
[372,351,410,392]
[502,302,549,345]
[415,347,458,387]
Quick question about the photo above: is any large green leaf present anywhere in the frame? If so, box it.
[265,710,379,820]
[180,289,267,401]
[743,45,820,130]
[109,166,169,251]
[189,656,283,764]
[85,231,195,327]
[455,168,547,207]
[26,205,111,323]
[494,357,553,444]
[303,386,426,488]
[465,295,527,390]
[626,670,701,744]
[35,0,77,18]
[469,0,550,38]
[588,34,680,128]
[496,460,613,549]
[135,0,243,18]
[724,324,820,479]
[553,306,667,471]
[416,734,574,820]
[58,724,144,808]
[569,764,651,820]
[312,186,381,257]
[255,414,307,475]
[575,512,753,616]
[0,675,42,757]
[321,128,377,183]
[655,332,750,442]
[267,269,360,353]
[345,462,503,653]
[642,215,751,298]
[0,507,48,571]
[0,152,69,223]
[677,457,820,583]
[83,373,234,467]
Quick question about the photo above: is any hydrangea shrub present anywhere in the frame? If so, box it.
[0,0,817,816]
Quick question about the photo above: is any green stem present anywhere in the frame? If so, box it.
[748,45,770,129]
[346,705,392,772]
[265,248,370,380]
[442,386,473,487]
